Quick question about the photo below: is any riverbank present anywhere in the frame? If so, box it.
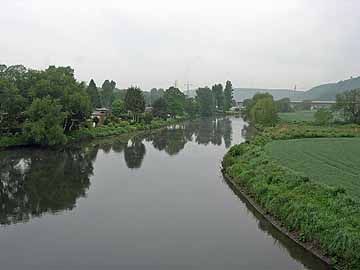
[222,123,360,270]
[0,117,187,150]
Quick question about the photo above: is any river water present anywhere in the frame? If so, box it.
[0,117,329,270]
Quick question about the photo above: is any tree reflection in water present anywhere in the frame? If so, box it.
[0,147,93,225]
[124,139,146,169]
[146,117,233,155]
[0,117,234,225]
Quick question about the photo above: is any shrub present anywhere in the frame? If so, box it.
[143,112,153,124]
[314,108,333,125]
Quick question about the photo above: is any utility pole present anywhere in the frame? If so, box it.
[184,81,193,97]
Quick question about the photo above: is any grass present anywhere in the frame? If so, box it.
[278,110,315,123]
[223,124,360,269]
[265,138,360,200]
[278,110,345,124]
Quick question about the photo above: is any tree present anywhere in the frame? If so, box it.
[242,93,274,120]
[314,108,333,125]
[196,87,214,117]
[86,79,101,108]
[212,84,224,110]
[0,79,26,132]
[335,89,360,123]
[27,66,91,132]
[152,97,168,119]
[184,97,198,118]
[24,97,67,146]
[150,88,164,105]
[101,80,116,108]
[62,83,92,132]
[112,99,125,117]
[0,65,91,141]
[275,98,293,113]
[124,87,145,122]
[164,87,185,117]
[250,97,278,126]
[224,80,234,111]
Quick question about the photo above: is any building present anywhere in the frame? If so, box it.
[91,108,110,126]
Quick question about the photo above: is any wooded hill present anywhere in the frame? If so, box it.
[188,76,360,102]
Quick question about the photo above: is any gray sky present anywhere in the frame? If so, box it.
[1,0,359,91]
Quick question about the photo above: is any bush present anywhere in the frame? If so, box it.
[143,112,153,124]
[314,108,333,125]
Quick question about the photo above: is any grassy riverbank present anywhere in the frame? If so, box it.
[223,123,360,269]
[0,117,186,149]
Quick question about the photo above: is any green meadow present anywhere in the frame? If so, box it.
[265,137,360,200]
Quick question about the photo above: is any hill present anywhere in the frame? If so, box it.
[187,88,304,100]
[241,76,360,102]
[303,76,360,101]
[232,88,304,101]
[188,76,360,102]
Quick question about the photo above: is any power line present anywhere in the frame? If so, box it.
[184,81,193,96]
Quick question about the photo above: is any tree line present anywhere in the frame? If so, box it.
[242,88,360,126]
[0,64,235,146]
[151,80,235,119]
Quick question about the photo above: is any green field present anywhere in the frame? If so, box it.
[278,111,315,122]
[266,137,360,200]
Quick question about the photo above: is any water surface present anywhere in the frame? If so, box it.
[0,117,329,270]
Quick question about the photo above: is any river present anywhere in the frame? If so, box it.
[0,117,330,270]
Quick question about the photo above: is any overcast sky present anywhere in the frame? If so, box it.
[1,0,359,91]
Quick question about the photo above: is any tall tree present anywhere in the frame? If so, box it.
[164,87,185,117]
[86,79,101,109]
[150,88,164,105]
[224,80,234,111]
[152,97,168,119]
[212,84,224,110]
[196,87,214,117]
[124,87,145,122]
[101,80,116,108]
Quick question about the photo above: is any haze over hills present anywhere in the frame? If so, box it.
[302,76,360,101]
[232,88,304,101]
[187,76,360,102]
